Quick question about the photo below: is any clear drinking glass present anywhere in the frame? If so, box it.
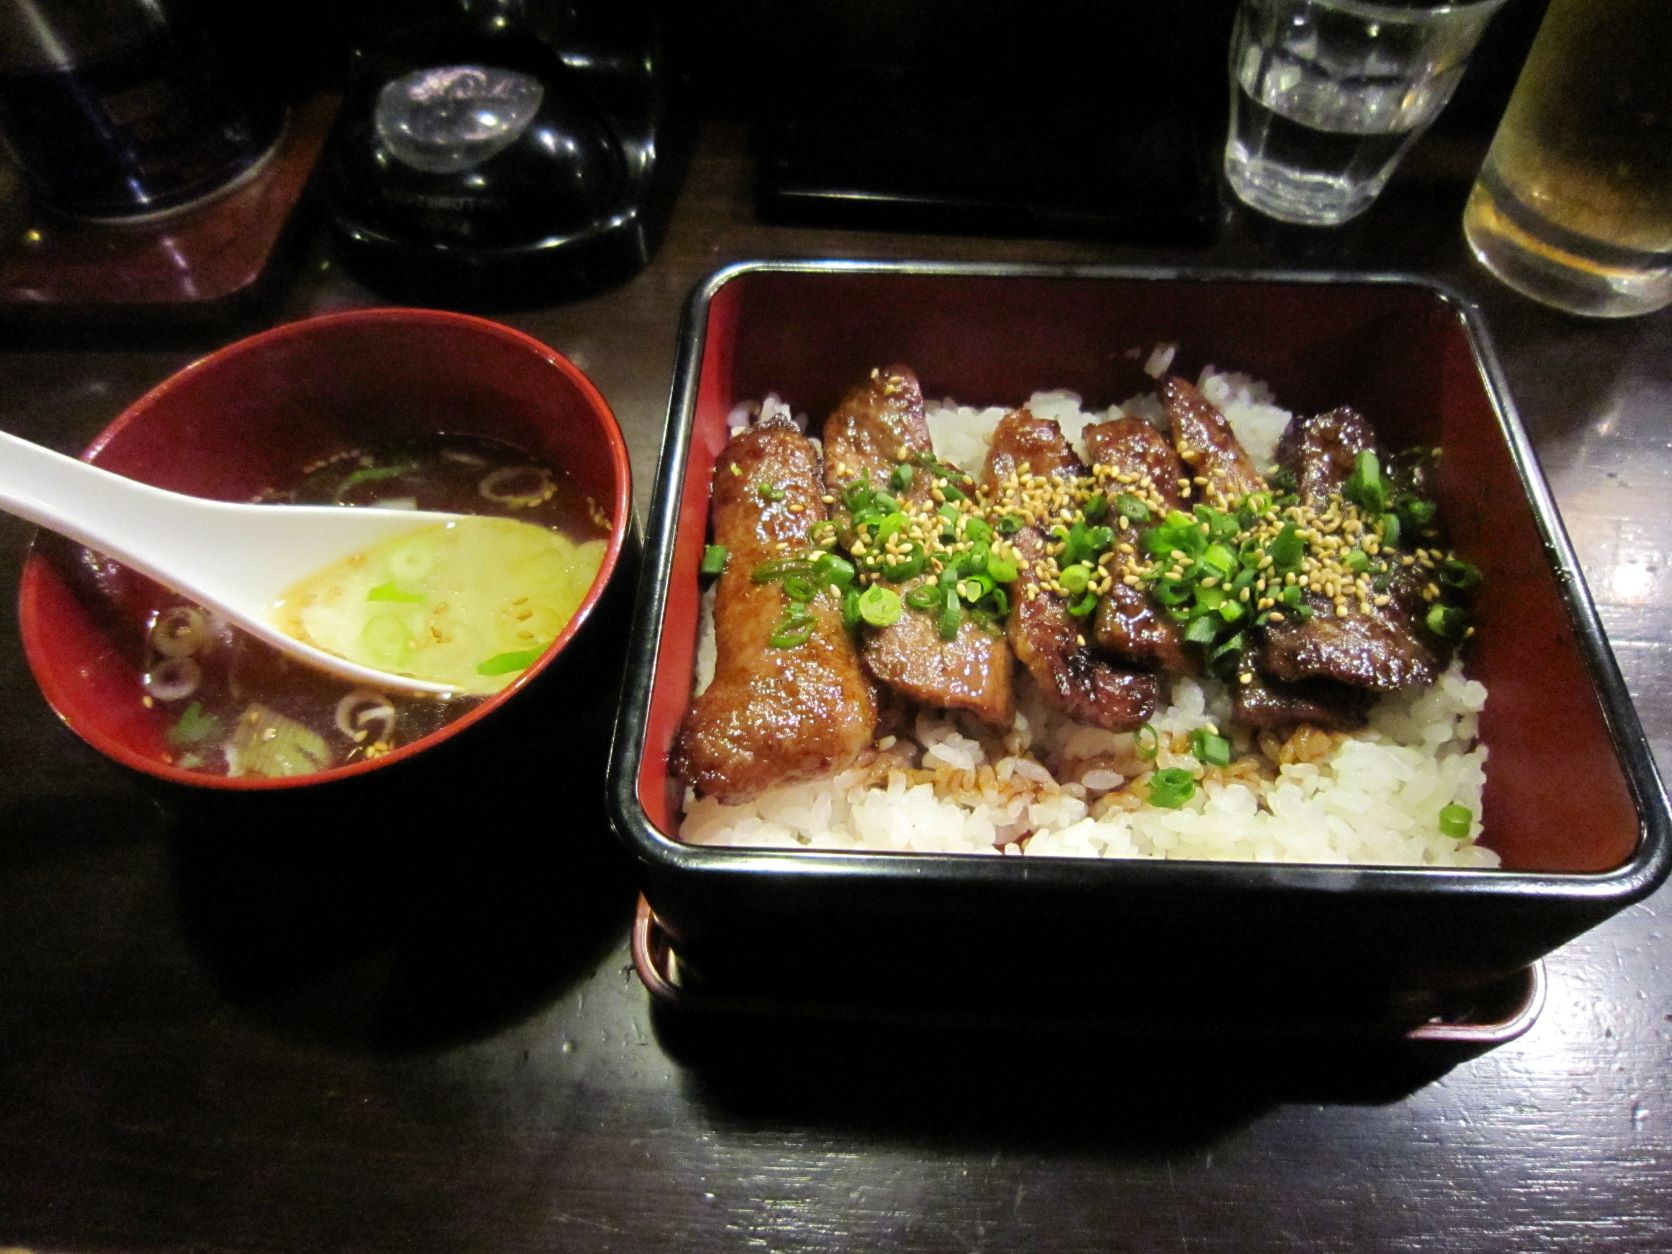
[1463,0,1672,318]
[1225,0,1508,227]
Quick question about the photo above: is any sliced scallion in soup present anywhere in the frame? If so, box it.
[129,434,609,779]
[273,517,605,694]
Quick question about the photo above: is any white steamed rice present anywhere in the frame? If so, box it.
[685,368,1497,869]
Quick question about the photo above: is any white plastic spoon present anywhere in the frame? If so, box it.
[1,429,468,696]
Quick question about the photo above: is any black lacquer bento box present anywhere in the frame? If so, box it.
[605,260,1671,1023]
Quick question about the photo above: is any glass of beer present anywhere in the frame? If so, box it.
[1464,0,1672,318]
[1224,0,1509,227]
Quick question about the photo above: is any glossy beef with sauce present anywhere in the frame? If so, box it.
[1082,416,1195,676]
[677,365,1474,804]
[823,366,1015,728]
[982,408,1158,732]
[1259,404,1446,691]
[1162,376,1267,502]
[674,414,879,803]
[1231,667,1371,731]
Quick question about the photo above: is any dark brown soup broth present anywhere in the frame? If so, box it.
[114,433,609,779]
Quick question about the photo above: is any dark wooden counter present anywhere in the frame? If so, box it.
[1,122,1668,1252]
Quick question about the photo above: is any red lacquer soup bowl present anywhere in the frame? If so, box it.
[20,308,633,794]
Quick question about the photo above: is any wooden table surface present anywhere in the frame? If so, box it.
[1,121,1668,1252]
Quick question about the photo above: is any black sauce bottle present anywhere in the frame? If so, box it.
[324,0,661,305]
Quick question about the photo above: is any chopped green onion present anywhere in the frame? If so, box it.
[1060,563,1091,595]
[367,581,425,604]
[1134,723,1159,760]
[387,543,435,583]
[1439,557,1482,594]
[843,480,876,513]
[1153,579,1193,610]
[700,544,729,576]
[905,583,943,611]
[361,613,411,665]
[872,511,907,544]
[841,587,862,630]
[986,553,1019,583]
[1196,505,1240,543]
[228,704,330,778]
[751,557,813,583]
[1344,548,1371,574]
[1425,604,1470,639]
[936,587,962,640]
[888,463,915,493]
[1113,493,1150,525]
[756,481,786,502]
[782,574,819,603]
[997,513,1025,536]
[1145,510,1207,560]
[962,516,993,544]
[1184,615,1220,646]
[1438,803,1473,839]
[335,462,416,497]
[1378,512,1401,549]
[1398,496,1438,531]
[1190,728,1232,767]
[881,542,927,582]
[1345,449,1387,514]
[1267,522,1304,571]
[1148,768,1196,809]
[769,620,814,648]
[166,701,221,747]
[812,551,855,588]
[478,646,546,675]
[1083,493,1109,522]
[859,585,902,627]
[1068,590,1098,618]
[1207,631,1246,679]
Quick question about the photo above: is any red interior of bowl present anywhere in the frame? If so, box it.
[637,268,1639,875]
[20,307,631,789]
